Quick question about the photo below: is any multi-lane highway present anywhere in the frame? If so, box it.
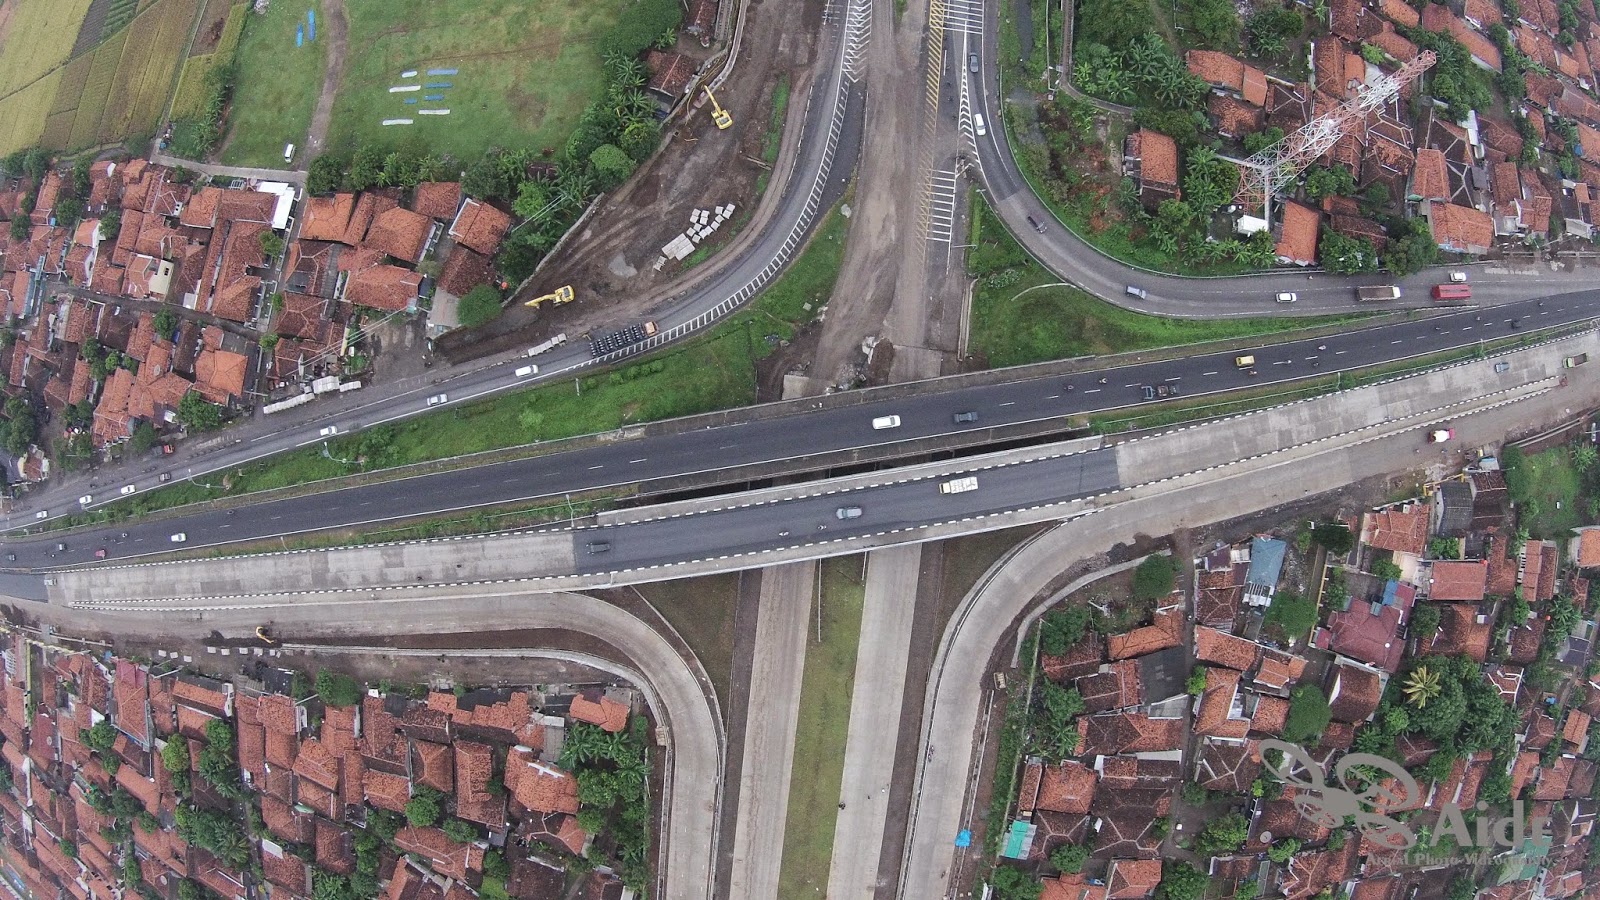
[11,292,1593,572]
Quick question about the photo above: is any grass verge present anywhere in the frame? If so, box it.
[776,556,864,899]
[56,202,853,531]
[1515,446,1581,537]
[220,0,325,166]
[762,74,789,165]
[965,193,1367,367]
[635,573,739,706]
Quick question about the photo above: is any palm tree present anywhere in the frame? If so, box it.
[1403,666,1442,708]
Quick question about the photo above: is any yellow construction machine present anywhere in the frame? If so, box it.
[524,285,575,309]
[704,87,733,130]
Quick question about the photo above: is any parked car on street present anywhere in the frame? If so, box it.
[119,485,135,495]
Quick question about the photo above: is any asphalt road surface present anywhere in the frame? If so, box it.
[8,293,1593,572]
[572,449,1119,572]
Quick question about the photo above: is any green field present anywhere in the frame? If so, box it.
[776,557,865,899]
[218,0,325,165]
[324,0,627,161]
[97,0,201,141]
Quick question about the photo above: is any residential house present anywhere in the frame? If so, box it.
[1123,130,1181,210]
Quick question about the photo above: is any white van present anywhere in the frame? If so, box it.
[973,113,987,136]
[283,143,295,162]
[515,365,537,378]
[872,415,902,430]
[940,476,979,494]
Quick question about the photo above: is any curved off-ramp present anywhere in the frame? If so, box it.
[14,592,724,900]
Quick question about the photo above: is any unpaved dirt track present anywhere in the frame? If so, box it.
[811,0,951,387]
[305,0,348,153]
[436,0,829,364]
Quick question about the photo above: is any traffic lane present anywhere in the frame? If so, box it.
[5,292,1589,569]
[570,449,1120,572]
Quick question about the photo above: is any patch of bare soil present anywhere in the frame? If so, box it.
[436,0,828,364]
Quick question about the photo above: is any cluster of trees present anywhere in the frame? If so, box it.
[1401,27,1494,119]
[558,718,654,890]
[405,785,448,827]
[456,284,505,329]
[1245,5,1305,58]
[1039,605,1096,656]
[1194,811,1250,854]
[1263,590,1317,638]
[1382,218,1440,276]
[178,391,226,432]
[1282,683,1331,743]
[176,804,251,868]
[307,144,450,196]
[2,148,52,237]
[198,719,250,800]
[170,62,238,161]
[1,396,38,458]
[1027,681,1086,762]
[1073,35,1209,110]
[1133,554,1178,601]
[315,670,364,707]
[1181,0,1240,48]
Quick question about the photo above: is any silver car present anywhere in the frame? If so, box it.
[836,506,863,520]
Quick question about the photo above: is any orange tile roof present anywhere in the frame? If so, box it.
[449,198,513,256]
[1107,609,1183,660]
[569,694,630,732]
[1275,200,1321,266]
[1429,560,1488,601]
[1133,129,1178,188]
[455,741,506,826]
[178,187,224,228]
[1108,859,1162,899]
[413,739,454,793]
[1427,603,1493,661]
[1194,626,1261,670]
[439,245,494,296]
[299,194,357,243]
[505,747,579,814]
[412,182,462,221]
[364,206,433,264]
[363,769,411,813]
[1363,504,1428,555]
[1252,696,1290,734]
[393,826,484,882]
[1328,664,1382,722]
[1378,0,1419,23]
[343,193,398,247]
[1428,201,1495,255]
[1579,529,1600,568]
[344,264,422,312]
[1195,667,1249,738]
[293,737,341,791]
[193,347,248,405]
[1410,148,1451,201]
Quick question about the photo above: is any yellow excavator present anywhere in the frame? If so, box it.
[704,87,733,130]
[524,285,575,309]
[255,626,279,646]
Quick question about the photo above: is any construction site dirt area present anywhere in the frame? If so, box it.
[437,0,828,364]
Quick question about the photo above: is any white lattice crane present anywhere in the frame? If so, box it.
[1234,50,1437,220]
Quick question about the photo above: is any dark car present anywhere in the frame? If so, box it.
[586,541,611,553]
[953,411,979,424]
[968,53,979,73]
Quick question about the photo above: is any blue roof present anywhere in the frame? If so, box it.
[1246,537,1287,591]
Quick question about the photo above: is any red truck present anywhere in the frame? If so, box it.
[1431,283,1472,301]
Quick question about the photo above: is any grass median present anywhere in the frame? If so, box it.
[776,556,865,899]
[966,194,1370,367]
[54,202,853,532]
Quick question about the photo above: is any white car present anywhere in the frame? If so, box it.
[515,365,537,378]
[1449,270,1468,283]
[871,415,901,430]
[78,495,93,506]
[34,510,47,520]
[940,476,979,494]
[319,426,339,437]
[1275,292,1298,303]
[119,485,135,495]
[169,533,187,543]
[427,393,448,406]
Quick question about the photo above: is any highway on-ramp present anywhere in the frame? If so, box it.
[7,292,1594,573]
